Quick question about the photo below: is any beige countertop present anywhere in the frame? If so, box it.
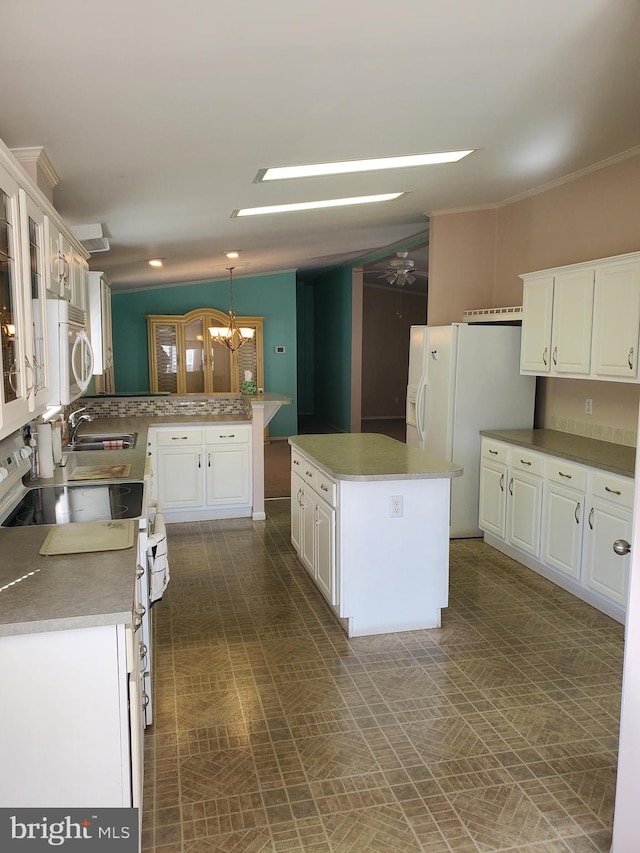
[0,525,137,636]
[480,428,636,478]
[289,433,463,481]
[0,412,252,637]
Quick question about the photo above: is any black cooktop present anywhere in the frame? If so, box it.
[2,482,145,527]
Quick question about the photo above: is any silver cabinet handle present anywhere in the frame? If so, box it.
[7,359,18,394]
[293,458,300,466]
[218,434,236,439]
[542,347,548,366]
[24,356,34,398]
[499,473,504,492]
[509,477,513,496]
[142,692,150,709]
[320,484,328,492]
[520,459,532,466]
[305,470,313,477]
[588,507,594,529]
[558,471,572,479]
[208,453,211,467]
[605,486,621,496]
[136,566,144,580]
[198,454,202,468]
[171,436,189,440]
[575,502,580,524]
[613,539,631,556]
[629,348,634,370]
[552,346,557,365]
[489,449,498,455]
[133,603,146,631]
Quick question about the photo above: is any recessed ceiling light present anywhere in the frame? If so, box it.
[148,258,164,267]
[232,192,404,217]
[256,151,474,182]
[225,250,240,259]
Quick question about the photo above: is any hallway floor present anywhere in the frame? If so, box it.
[143,502,623,852]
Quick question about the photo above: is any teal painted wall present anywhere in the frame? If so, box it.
[111,272,297,436]
[310,267,353,432]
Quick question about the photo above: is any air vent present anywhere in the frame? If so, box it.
[70,224,110,254]
[462,306,523,324]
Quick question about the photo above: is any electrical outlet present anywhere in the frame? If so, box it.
[585,398,593,415]
[390,496,403,517]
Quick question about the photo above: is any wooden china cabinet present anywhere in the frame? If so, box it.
[146,308,264,395]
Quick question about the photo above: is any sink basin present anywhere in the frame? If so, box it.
[67,432,138,451]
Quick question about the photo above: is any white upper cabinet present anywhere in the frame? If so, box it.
[520,251,640,383]
[520,275,554,373]
[551,268,594,375]
[0,163,31,439]
[44,215,72,301]
[592,259,640,379]
[18,189,52,411]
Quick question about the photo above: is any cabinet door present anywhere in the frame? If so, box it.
[0,164,30,439]
[18,189,51,410]
[583,499,632,605]
[551,268,594,375]
[69,247,88,311]
[291,470,304,554]
[156,446,204,508]
[44,216,71,301]
[315,496,336,606]
[520,276,554,373]
[149,321,179,393]
[592,260,640,379]
[506,470,542,557]
[541,484,583,578]
[301,487,316,576]
[205,444,250,505]
[479,460,507,538]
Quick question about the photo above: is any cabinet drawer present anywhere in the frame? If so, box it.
[291,451,317,489]
[155,429,202,446]
[316,472,337,507]
[481,439,508,464]
[205,425,251,445]
[545,458,587,491]
[590,471,634,508]
[510,449,544,477]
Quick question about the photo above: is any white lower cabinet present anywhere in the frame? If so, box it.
[291,453,337,606]
[0,622,142,808]
[149,424,251,520]
[480,437,633,621]
[506,462,543,558]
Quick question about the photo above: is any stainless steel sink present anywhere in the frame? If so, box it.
[66,432,138,451]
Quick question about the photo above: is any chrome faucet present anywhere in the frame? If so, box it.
[68,407,93,447]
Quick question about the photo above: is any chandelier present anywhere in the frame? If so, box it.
[208,266,255,352]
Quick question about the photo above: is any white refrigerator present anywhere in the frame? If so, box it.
[406,323,536,538]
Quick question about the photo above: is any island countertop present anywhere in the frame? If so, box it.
[289,433,463,481]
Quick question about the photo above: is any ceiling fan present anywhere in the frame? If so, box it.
[379,252,427,286]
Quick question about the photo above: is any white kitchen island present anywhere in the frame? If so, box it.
[289,433,463,637]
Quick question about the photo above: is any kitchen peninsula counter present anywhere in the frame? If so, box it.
[289,433,462,637]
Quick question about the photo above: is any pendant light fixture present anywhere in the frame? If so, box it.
[208,266,255,351]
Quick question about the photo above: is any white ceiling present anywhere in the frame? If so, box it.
[2,0,639,292]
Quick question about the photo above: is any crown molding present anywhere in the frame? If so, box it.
[428,145,640,218]
[10,146,60,191]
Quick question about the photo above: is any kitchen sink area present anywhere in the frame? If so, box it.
[66,432,138,451]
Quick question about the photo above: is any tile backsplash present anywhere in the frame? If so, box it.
[70,395,251,420]
[550,416,637,447]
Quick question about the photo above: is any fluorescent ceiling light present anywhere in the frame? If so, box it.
[233,192,403,217]
[257,151,474,181]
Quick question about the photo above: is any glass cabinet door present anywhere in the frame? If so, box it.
[0,164,29,436]
[183,316,206,393]
[19,189,49,409]
[152,322,179,393]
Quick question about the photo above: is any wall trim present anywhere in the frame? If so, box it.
[428,145,640,217]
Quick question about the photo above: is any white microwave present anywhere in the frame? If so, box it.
[46,299,94,406]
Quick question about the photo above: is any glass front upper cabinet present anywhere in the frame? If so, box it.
[147,309,264,395]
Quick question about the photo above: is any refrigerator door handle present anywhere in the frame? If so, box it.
[415,378,427,444]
